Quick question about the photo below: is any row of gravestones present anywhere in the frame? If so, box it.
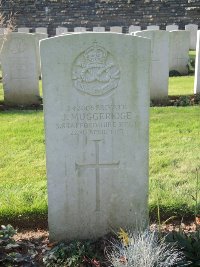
[0,23,199,49]
[0,29,197,105]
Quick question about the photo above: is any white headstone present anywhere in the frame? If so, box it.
[1,33,40,105]
[147,25,160,30]
[185,24,198,50]
[36,27,48,34]
[194,30,200,94]
[56,27,68,35]
[93,27,105,32]
[110,26,123,33]
[74,27,86,32]
[18,27,30,33]
[166,25,179,31]
[35,33,48,77]
[0,28,5,34]
[129,25,141,34]
[134,30,169,100]
[169,30,190,75]
[0,34,4,63]
[40,33,151,241]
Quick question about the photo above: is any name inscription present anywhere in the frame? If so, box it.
[56,104,135,136]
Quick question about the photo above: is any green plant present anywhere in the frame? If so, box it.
[0,224,16,243]
[194,94,200,105]
[174,96,191,106]
[169,70,182,77]
[43,240,101,267]
[187,59,195,75]
[165,229,200,266]
[0,224,38,266]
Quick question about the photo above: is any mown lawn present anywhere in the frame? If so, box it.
[0,75,195,103]
[0,106,200,223]
[168,76,194,96]
[0,111,47,221]
[149,106,200,219]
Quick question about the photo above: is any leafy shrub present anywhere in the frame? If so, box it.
[0,224,37,266]
[0,224,16,245]
[165,229,200,266]
[43,240,101,267]
[174,96,191,106]
[194,93,200,105]
[169,70,182,77]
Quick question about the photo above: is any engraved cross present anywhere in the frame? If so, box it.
[75,140,120,211]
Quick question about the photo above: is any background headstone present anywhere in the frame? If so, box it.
[147,25,159,30]
[74,27,86,32]
[194,30,200,94]
[1,33,40,105]
[134,30,169,100]
[56,27,68,35]
[0,28,5,34]
[129,25,141,34]
[35,33,48,77]
[0,34,4,63]
[36,27,48,34]
[110,26,122,33]
[166,25,179,31]
[18,27,30,33]
[169,30,190,75]
[40,33,150,241]
[93,27,105,32]
[185,24,198,50]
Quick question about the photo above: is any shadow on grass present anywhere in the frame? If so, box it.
[0,212,48,231]
[0,205,196,231]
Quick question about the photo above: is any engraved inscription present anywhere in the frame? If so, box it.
[72,42,120,96]
[75,140,120,211]
[56,104,135,136]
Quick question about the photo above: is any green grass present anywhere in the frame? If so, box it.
[0,106,200,223]
[149,106,200,219]
[189,50,196,61]
[168,76,194,96]
[0,110,47,220]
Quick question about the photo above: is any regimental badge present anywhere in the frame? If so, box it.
[72,42,120,96]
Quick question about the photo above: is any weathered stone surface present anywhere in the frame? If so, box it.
[166,25,179,31]
[56,27,68,35]
[110,26,122,33]
[40,33,150,241]
[93,27,105,32]
[147,25,159,30]
[169,30,190,75]
[18,27,30,33]
[194,30,200,94]
[1,33,40,105]
[134,30,169,100]
[74,27,86,32]
[36,27,48,34]
[35,33,48,77]
[0,34,4,63]
[0,28,5,34]
[185,24,198,50]
[129,25,141,34]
